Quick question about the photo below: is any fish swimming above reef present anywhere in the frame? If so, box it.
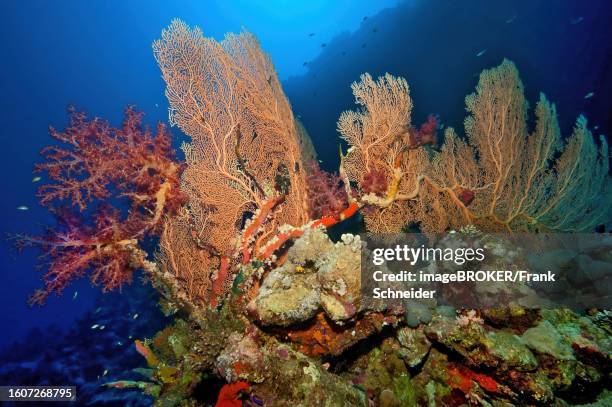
[584,91,595,99]
[570,16,584,25]
[476,49,487,57]
[506,14,517,24]
[31,176,41,183]
[16,205,28,211]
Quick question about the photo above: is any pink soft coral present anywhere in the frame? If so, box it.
[19,106,186,305]
[361,168,388,196]
[407,114,439,148]
[305,162,348,219]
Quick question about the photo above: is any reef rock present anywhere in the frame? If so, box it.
[249,228,373,326]
[216,327,367,406]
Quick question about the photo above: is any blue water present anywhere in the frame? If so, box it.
[0,0,609,391]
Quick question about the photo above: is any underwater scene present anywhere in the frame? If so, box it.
[1,0,611,405]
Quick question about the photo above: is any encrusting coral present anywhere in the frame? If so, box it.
[247,228,371,327]
[19,18,611,407]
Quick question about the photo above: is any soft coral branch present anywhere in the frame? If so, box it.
[406,114,438,149]
[305,161,348,219]
[19,107,186,305]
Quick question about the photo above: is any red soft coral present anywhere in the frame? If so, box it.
[305,162,348,219]
[361,168,388,196]
[407,114,439,148]
[19,107,186,305]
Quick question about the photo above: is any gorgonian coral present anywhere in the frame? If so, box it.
[153,20,309,255]
[19,107,185,304]
[338,60,609,233]
[152,20,314,305]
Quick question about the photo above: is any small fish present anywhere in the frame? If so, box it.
[570,16,584,25]
[103,369,108,376]
[132,313,139,319]
[593,125,599,130]
[302,61,307,66]
[372,27,378,33]
[320,43,326,48]
[154,103,159,108]
[17,205,30,211]
[99,325,106,330]
[32,176,41,183]
[72,291,78,300]
[296,114,302,119]
[318,159,323,163]
[116,341,123,346]
[363,16,368,21]
[584,92,595,99]
[250,395,264,406]
[476,49,487,57]
[95,307,102,313]
[505,14,517,24]
[91,324,99,329]
[308,32,315,37]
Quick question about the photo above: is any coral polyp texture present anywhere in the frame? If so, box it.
[21,19,610,407]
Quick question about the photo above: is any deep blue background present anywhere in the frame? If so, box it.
[1,0,610,350]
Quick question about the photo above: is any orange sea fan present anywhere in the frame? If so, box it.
[153,20,310,261]
[338,60,609,233]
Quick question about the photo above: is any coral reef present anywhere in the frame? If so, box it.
[19,19,611,407]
